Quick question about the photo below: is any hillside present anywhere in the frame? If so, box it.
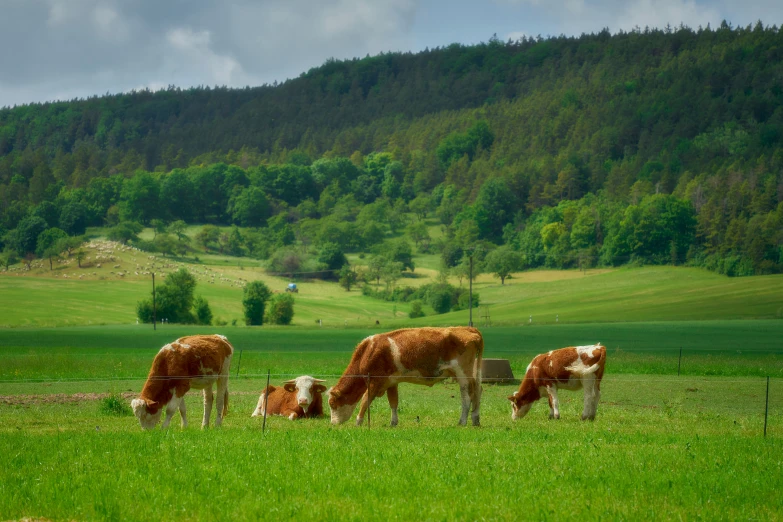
[1,24,782,298]
[2,238,782,327]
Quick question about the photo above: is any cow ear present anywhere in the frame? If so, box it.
[284,383,296,393]
[507,395,516,402]
[313,384,327,394]
[329,388,341,399]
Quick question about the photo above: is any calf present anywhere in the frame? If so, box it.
[328,327,484,427]
[251,375,327,420]
[131,334,233,430]
[508,343,606,421]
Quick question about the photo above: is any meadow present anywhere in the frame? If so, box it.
[1,323,782,520]
[3,238,783,328]
[3,249,783,520]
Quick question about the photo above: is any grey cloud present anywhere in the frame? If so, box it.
[0,0,418,107]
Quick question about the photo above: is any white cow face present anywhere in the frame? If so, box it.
[327,387,356,425]
[507,392,534,420]
[284,376,326,413]
[131,398,162,430]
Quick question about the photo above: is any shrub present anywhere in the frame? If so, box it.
[243,281,271,325]
[409,300,425,318]
[99,394,132,416]
[194,295,213,325]
[428,285,453,314]
[266,293,295,325]
[455,291,479,311]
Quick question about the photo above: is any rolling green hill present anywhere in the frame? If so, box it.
[2,238,782,328]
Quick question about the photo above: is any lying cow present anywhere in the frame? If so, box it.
[508,343,606,421]
[251,375,327,420]
[328,327,484,427]
[131,334,233,430]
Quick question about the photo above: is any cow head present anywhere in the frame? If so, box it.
[507,388,540,420]
[131,398,162,430]
[327,388,356,425]
[283,376,327,414]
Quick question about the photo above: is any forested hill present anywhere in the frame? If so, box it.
[1,23,782,279]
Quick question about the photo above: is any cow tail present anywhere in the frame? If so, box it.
[222,388,229,417]
[473,334,484,398]
[583,345,607,376]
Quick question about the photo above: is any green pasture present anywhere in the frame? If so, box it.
[0,374,781,520]
[1,323,782,520]
[1,322,782,387]
[3,262,783,328]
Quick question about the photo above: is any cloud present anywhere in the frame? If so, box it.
[615,0,721,31]
[497,0,727,37]
[0,0,419,107]
[505,31,529,41]
[1,0,781,108]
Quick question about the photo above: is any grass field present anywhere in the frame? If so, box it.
[3,243,783,328]
[1,323,782,520]
[3,246,783,520]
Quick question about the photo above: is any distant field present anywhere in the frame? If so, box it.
[1,322,781,391]
[3,242,783,327]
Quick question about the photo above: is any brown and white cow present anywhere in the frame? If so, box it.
[131,334,233,430]
[328,327,484,427]
[251,375,327,420]
[508,343,606,421]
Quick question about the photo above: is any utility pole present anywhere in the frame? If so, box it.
[469,254,474,327]
[152,272,156,331]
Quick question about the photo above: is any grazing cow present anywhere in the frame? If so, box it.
[131,334,233,430]
[508,343,606,421]
[328,327,484,427]
[251,375,327,420]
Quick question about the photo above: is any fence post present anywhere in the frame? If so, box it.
[764,376,770,438]
[677,347,682,376]
[235,349,243,378]
[262,369,270,434]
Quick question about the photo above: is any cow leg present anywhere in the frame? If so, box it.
[251,391,266,417]
[387,385,399,427]
[215,376,228,428]
[202,386,214,428]
[179,398,188,428]
[547,386,560,419]
[581,375,597,421]
[161,394,181,429]
[356,390,370,426]
[458,382,471,426]
[469,378,481,427]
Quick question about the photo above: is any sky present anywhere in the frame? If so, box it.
[0,0,781,108]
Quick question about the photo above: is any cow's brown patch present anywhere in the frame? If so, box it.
[329,326,484,426]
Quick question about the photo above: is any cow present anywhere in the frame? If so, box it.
[328,327,484,427]
[131,334,233,430]
[251,375,327,420]
[508,343,606,421]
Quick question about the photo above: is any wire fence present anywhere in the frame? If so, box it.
[1,371,780,436]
